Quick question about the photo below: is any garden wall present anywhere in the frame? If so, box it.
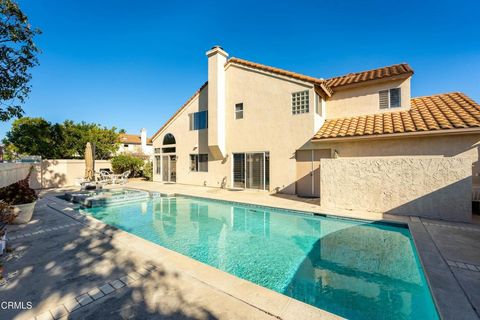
[0,160,111,189]
[320,157,472,222]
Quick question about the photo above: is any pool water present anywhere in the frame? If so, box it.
[82,196,438,320]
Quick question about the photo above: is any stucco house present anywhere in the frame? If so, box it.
[151,46,480,199]
[118,128,154,158]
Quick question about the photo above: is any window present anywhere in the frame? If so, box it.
[123,144,129,147]
[189,111,208,130]
[190,154,208,172]
[162,147,176,153]
[379,88,401,109]
[154,148,161,154]
[155,156,161,175]
[163,133,176,145]
[292,90,309,114]
[235,103,243,119]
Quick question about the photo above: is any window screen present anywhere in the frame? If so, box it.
[379,90,389,109]
[379,88,401,109]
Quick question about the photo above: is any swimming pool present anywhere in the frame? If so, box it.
[82,195,438,319]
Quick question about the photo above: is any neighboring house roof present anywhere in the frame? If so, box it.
[227,57,334,97]
[119,133,153,145]
[312,92,480,141]
[326,63,414,89]
[151,81,208,141]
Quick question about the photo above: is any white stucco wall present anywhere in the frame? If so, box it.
[326,78,411,119]
[320,157,472,222]
[0,163,32,188]
[152,64,320,193]
[0,160,112,189]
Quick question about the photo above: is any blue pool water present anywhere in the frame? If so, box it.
[82,196,438,320]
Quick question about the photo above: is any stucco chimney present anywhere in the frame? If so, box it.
[206,46,228,159]
[140,128,147,153]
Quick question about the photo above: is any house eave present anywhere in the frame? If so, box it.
[311,127,480,143]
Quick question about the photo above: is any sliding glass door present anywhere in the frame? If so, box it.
[233,154,245,188]
[233,152,269,190]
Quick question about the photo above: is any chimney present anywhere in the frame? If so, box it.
[140,128,147,153]
[206,46,228,159]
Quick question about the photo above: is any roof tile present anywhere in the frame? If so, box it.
[312,92,480,140]
[326,63,413,89]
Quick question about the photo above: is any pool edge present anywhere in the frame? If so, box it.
[45,195,345,320]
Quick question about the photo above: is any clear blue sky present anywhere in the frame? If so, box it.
[1,0,479,139]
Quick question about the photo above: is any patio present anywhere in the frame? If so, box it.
[1,181,479,319]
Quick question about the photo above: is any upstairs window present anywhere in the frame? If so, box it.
[190,154,208,172]
[379,88,401,109]
[235,103,244,119]
[292,90,309,114]
[189,110,208,130]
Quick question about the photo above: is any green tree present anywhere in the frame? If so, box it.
[62,121,119,159]
[3,117,64,158]
[0,0,41,121]
[3,117,120,159]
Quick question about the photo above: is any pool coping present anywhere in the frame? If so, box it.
[45,189,476,320]
[45,194,343,320]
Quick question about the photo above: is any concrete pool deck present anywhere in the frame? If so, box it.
[1,181,479,319]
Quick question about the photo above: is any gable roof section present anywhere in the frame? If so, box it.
[326,63,414,89]
[151,81,208,141]
[227,57,334,97]
[312,92,480,141]
[119,134,152,145]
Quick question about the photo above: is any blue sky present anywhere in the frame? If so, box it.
[1,0,479,139]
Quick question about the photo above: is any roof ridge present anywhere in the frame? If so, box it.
[411,91,465,100]
[327,63,412,81]
[226,57,333,96]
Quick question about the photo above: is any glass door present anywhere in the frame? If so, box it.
[233,152,269,190]
[169,155,176,182]
[162,155,169,182]
[233,154,245,188]
[246,153,264,189]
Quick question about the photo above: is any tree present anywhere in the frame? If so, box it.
[0,0,41,121]
[3,117,120,159]
[3,117,64,158]
[61,121,120,159]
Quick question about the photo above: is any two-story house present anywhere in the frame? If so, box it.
[151,46,480,197]
[118,128,154,158]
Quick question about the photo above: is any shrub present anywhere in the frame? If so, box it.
[0,167,38,205]
[0,201,16,225]
[111,154,144,177]
[142,162,153,181]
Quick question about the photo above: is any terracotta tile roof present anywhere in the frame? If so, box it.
[119,134,153,145]
[227,57,334,96]
[312,92,480,140]
[151,81,208,141]
[326,63,414,88]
